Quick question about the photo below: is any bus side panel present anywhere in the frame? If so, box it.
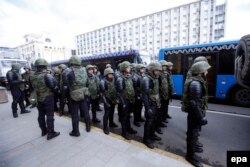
[172,74,184,95]
[158,49,165,61]
[216,75,236,99]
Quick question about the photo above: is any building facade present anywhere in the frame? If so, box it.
[16,33,75,64]
[76,0,226,60]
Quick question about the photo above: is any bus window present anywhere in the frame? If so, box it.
[166,54,182,74]
[218,50,235,74]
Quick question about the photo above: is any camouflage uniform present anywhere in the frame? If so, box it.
[86,65,101,123]
[182,61,211,167]
[116,61,137,140]
[65,56,90,136]
[132,64,146,127]
[30,58,60,140]
[22,64,34,107]
[6,63,30,117]
[100,68,118,134]
[141,62,162,149]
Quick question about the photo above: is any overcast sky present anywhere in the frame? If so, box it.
[0,0,249,49]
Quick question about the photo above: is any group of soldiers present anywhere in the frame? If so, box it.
[6,54,210,167]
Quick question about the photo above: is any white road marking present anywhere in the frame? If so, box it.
[169,105,250,118]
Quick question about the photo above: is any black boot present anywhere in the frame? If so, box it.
[155,128,163,135]
[21,110,31,114]
[128,128,137,134]
[42,128,47,136]
[103,127,109,135]
[185,154,203,167]
[166,114,172,119]
[122,133,131,140]
[47,131,60,140]
[143,139,154,149]
[86,122,91,132]
[69,131,80,137]
[13,112,18,118]
[134,122,141,127]
[160,122,167,128]
[151,134,161,141]
[92,118,101,123]
[109,122,118,128]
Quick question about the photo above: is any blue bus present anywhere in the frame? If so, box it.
[158,40,250,107]
[50,49,151,74]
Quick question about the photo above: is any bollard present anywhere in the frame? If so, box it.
[0,86,8,103]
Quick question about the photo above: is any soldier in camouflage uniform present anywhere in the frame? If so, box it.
[182,61,211,167]
[141,62,162,149]
[52,67,61,112]
[116,61,137,140]
[65,56,91,137]
[132,64,146,127]
[58,64,71,116]
[86,65,101,123]
[6,63,30,118]
[93,65,102,111]
[22,64,34,108]
[100,68,118,134]
[165,61,175,119]
[30,58,60,140]
[155,60,170,134]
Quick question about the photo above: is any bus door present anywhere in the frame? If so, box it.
[184,53,217,98]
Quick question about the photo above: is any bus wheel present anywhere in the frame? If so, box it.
[231,86,250,107]
[236,34,250,81]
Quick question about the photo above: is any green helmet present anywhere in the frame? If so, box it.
[53,67,61,74]
[131,63,136,68]
[159,60,168,66]
[104,68,114,76]
[191,61,211,74]
[34,58,48,67]
[86,64,95,70]
[106,64,112,68]
[120,61,131,71]
[69,55,81,65]
[136,64,145,71]
[11,63,21,71]
[58,64,67,70]
[24,64,31,69]
[147,62,162,71]
[167,62,173,66]
[193,56,208,64]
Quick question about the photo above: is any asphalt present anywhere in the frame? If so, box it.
[0,93,199,167]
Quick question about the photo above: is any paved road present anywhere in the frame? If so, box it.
[0,96,191,167]
[89,100,250,167]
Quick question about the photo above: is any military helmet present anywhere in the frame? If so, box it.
[69,55,81,65]
[34,58,48,67]
[191,61,211,74]
[147,62,162,71]
[104,68,114,76]
[120,61,131,71]
[58,64,67,70]
[23,64,31,69]
[106,64,112,68]
[136,64,145,71]
[86,64,95,70]
[11,63,21,71]
[167,62,173,66]
[159,60,168,66]
[53,67,60,74]
[193,56,208,64]
[131,63,136,68]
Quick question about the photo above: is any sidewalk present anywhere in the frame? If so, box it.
[0,96,191,167]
